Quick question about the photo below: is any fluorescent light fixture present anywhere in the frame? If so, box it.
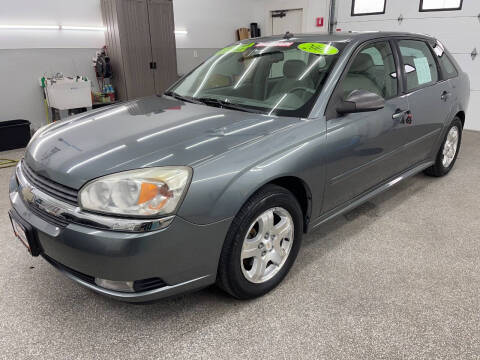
[174,29,188,35]
[0,25,60,30]
[0,25,105,31]
[62,26,106,31]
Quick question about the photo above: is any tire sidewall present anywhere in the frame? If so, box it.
[226,189,303,298]
[437,118,462,175]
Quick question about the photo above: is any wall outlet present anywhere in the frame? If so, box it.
[193,50,198,58]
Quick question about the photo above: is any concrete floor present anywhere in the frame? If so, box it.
[0,131,479,359]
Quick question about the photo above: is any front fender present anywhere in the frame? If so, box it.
[178,121,327,225]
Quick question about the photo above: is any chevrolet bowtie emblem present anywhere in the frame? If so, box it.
[21,185,35,204]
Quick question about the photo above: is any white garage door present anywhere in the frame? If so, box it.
[335,0,480,130]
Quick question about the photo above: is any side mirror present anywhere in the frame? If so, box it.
[336,89,385,114]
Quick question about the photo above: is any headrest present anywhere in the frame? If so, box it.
[283,60,307,78]
[350,53,374,73]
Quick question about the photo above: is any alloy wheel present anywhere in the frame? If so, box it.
[240,207,294,284]
[442,126,459,168]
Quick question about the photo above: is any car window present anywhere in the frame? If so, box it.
[432,40,458,80]
[170,41,346,118]
[269,49,310,78]
[362,46,383,65]
[339,41,398,99]
[398,39,438,91]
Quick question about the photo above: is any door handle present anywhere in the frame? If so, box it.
[392,109,408,120]
[392,109,412,124]
[441,91,450,101]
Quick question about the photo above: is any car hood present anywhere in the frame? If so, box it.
[25,96,302,189]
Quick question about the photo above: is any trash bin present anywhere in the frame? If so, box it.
[0,120,31,151]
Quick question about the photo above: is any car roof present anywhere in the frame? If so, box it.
[249,31,435,44]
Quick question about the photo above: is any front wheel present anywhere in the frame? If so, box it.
[424,117,462,177]
[217,185,303,299]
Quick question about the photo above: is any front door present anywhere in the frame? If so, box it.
[323,40,409,212]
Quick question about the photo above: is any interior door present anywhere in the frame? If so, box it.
[323,40,409,212]
[395,39,454,165]
[117,0,156,99]
[271,9,302,35]
[148,0,178,94]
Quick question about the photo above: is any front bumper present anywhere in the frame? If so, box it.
[9,171,231,302]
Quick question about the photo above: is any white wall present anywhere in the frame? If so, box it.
[0,0,104,49]
[334,0,480,130]
[172,0,331,74]
[173,0,262,49]
[173,0,263,75]
[0,0,105,130]
[1,0,264,128]
[254,0,330,36]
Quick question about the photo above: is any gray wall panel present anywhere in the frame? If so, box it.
[101,0,128,101]
[116,0,156,99]
[148,0,178,93]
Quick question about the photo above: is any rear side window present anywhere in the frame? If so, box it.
[398,39,438,91]
[432,40,458,79]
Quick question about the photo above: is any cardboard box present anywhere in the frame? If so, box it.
[237,28,250,41]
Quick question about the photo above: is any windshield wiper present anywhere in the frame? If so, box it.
[164,91,201,104]
[194,97,261,114]
[239,51,283,62]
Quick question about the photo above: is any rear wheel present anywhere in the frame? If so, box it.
[217,184,303,299]
[424,117,462,177]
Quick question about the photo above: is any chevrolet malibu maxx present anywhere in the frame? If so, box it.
[9,32,469,301]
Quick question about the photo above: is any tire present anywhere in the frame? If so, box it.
[424,117,462,177]
[217,184,303,299]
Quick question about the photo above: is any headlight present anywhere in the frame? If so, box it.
[79,167,192,217]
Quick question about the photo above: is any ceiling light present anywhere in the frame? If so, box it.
[0,25,60,30]
[0,25,105,31]
[62,26,106,31]
[174,29,188,35]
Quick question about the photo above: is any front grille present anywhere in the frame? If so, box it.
[28,203,69,228]
[21,161,78,205]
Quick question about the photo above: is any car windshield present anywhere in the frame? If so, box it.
[167,40,346,117]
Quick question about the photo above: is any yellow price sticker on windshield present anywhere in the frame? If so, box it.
[298,43,339,55]
[217,42,255,55]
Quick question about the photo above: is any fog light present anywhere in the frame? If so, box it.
[94,278,135,292]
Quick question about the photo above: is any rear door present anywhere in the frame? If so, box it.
[323,39,409,212]
[394,38,455,166]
